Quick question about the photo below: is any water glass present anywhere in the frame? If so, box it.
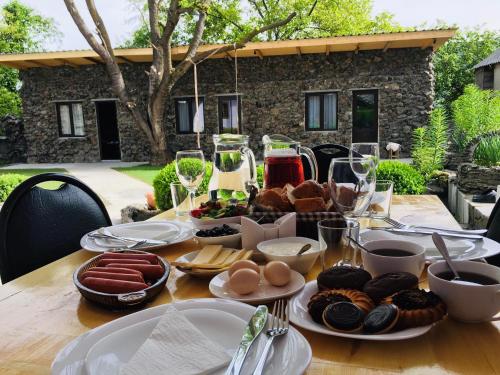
[175,150,205,210]
[170,182,189,216]
[318,217,360,270]
[370,180,393,218]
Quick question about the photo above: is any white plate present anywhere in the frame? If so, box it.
[360,229,500,261]
[190,214,242,228]
[209,268,305,304]
[290,281,435,341]
[81,221,194,252]
[51,298,312,375]
[85,308,244,375]
[175,249,241,278]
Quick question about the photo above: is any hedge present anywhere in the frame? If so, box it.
[376,161,426,195]
[0,173,26,202]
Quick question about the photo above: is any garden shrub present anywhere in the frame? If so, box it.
[377,161,426,195]
[411,107,448,180]
[473,135,500,167]
[0,173,25,202]
[452,84,500,151]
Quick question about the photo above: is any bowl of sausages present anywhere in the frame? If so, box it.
[73,250,170,309]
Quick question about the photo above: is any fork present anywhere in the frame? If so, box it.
[382,217,487,235]
[252,299,289,375]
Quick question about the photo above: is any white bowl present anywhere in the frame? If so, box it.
[257,237,325,274]
[193,223,241,249]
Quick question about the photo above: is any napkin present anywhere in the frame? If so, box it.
[241,212,296,250]
[120,307,230,375]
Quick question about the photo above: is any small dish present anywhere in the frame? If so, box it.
[257,237,325,274]
[209,267,305,304]
[193,224,241,249]
[174,248,242,278]
[190,214,242,228]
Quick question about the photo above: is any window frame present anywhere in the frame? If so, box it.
[305,91,339,131]
[218,95,241,134]
[352,89,379,143]
[56,101,86,138]
[174,96,205,134]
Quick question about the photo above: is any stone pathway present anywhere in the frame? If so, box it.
[1,162,153,224]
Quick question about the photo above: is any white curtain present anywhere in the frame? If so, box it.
[72,103,85,135]
[323,93,337,130]
[230,98,238,131]
[308,95,320,129]
[177,100,190,132]
[59,104,71,135]
[193,100,204,132]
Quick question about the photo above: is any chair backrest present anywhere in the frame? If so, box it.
[485,199,500,266]
[0,173,111,283]
[303,144,361,183]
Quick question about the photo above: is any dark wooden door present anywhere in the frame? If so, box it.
[95,101,121,160]
[352,90,378,143]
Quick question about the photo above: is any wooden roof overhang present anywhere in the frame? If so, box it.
[0,29,456,70]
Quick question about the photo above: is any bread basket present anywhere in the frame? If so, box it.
[73,250,170,309]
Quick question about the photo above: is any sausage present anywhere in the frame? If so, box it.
[97,258,151,267]
[105,263,164,279]
[101,252,158,264]
[81,277,148,294]
[88,267,143,276]
[80,271,144,283]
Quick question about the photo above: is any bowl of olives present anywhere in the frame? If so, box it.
[193,224,241,248]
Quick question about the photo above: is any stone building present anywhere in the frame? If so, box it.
[474,48,500,91]
[0,29,455,162]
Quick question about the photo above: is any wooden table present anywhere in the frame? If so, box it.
[0,195,499,374]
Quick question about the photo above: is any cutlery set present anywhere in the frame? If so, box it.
[226,299,289,375]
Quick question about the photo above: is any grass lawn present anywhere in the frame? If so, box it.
[0,168,69,190]
[113,164,162,186]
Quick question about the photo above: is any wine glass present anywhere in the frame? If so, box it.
[328,157,375,218]
[350,143,380,170]
[175,150,205,210]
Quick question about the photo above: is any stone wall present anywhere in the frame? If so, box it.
[0,115,26,164]
[20,47,434,162]
[457,163,500,194]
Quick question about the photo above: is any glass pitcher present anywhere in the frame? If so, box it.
[262,134,318,189]
[208,134,258,200]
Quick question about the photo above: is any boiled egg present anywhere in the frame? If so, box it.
[228,268,260,295]
[264,261,291,287]
[228,259,260,277]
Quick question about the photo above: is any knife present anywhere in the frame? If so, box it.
[369,227,484,240]
[225,305,268,375]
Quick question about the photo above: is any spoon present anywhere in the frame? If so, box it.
[431,232,478,285]
[296,243,312,256]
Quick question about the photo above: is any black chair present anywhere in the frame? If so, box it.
[0,173,111,283]
[485,198,500,266]
[303,144,362,183]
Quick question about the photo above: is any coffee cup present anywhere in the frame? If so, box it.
[428,260,500,322]
[360,239,426,277]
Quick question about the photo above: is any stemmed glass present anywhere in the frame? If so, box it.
[175,150,205,210]
[350,143,380,171]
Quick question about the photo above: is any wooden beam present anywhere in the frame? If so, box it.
[325,45,330,56]
[55,58,79,68]
[421,38,437,50]
[80,57,102,64]
[296,47,302,56]
[354,44,359,54]
[116,55,134,63]
[0,61,25,69]
[224,51,233,61]
[30,59,53,67]
[254,49,264,59]
[383,42,391,52]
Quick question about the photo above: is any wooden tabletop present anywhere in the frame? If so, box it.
[0,195,499,374]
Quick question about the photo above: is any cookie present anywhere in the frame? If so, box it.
[317,266,372,291]
[363,304,399,334]
[322,302,365,333]
[363,272,418,303]
[307,292,351,324]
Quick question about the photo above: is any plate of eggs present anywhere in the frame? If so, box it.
[209,259,306,304]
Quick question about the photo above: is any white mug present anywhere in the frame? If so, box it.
[360,239,426,277]
[428,261,500,323]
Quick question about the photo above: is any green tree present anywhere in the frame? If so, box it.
[0,0,58,117]
[124,0,404,48]
[433,29,500,110]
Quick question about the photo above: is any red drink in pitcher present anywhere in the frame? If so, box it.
[264,154,305,189]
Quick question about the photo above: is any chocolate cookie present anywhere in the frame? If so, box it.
[317,266,372,291]
[322,302,365,333]
[363,304,399,334]
[307,292,351,324]
[363,272,418,302]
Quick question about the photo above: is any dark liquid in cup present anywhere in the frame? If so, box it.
[369,249,414,257]
[264,155,304,189]
[436,271,498,285]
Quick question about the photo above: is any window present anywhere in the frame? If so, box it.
[175,97,205,134]
[352,90,378,143]
[305,92,338,131]
[218,95,241,134]
[56,102,85,137]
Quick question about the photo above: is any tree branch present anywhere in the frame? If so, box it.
[308,0,319,17]
[85,0,114,58]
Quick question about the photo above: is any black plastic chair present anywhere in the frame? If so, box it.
[0,173,111,283]
[303,144,362,183]
[485,198,500,266]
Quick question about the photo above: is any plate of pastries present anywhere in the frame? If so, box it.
[289,266,447,340]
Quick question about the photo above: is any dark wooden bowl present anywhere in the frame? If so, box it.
[73,249,170,309]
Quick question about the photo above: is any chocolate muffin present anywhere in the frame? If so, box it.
[317,266,372,291]
[363,272,418,303]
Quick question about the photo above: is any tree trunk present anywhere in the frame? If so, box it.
[149,131,170,165]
